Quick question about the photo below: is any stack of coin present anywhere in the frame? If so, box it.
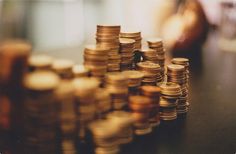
[171,58,190,85]
[119,38,135,70]
[96,25,121,72]
[139,47,159,63]
[107,111,134,144]
[105,72,128,110]
[122,70,144,95]
[95,88,112,119]
[73,78,100,140]
[129,96,152,135]
[147,38,165,80]
[167,64,189,114]
[72,64,90,78]
[159,82,181,121]
[23,71,60,153]
[52,59,74,79]
[136,61,162,85]
[28,54,53,72]
[140,86,161,127]
[83,45,109,80]
[120,31,142,50]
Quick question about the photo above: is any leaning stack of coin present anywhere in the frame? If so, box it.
[147,38,165,80]
[129,96,152,135]
[139,47,159,64]
[96,25,121,72]
[107,111,134,144]
[120,31,142,50]
[122,70,144,96]
[140,86,161,127]
[72,64,90,78]
[23,71,60,153]
[83,45,109,81]
[28,54,53,72]
[105,72,128,110]
[119,38,135,70]
[73,78,100,140]
[136,61,162,85]
[167,64,189,114]
[159,82,181,121]
[52,59,74,80]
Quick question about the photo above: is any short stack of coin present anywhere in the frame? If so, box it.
[167,64,189,114]
[136,61,162,85]
[83,45,109,81]
[73,78,100,140]
[28,54,53,72]
[52,59,74,80]
[120,31,142,50]
[23,71,60,153]
[122,70,144,96]
[105,72,128,110]
[72,64,90,78]
[139,47,159,63]
[96,25,121,72]
[129,96,152,135]
[119,38,135,70]
[147,38,165,80]
[140,86,161,127]
[159,82,181,121]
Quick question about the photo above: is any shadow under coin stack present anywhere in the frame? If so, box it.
[72,64,90,78]
[105,72,128,110]
[96,25,121,72]
[52,59,74,80]
[167,64,189,115]
[129,96,152,135]
[136,61,162,86]
[122,70,144,96]
[140,86,161,128]
[23,71,60,154]
[83,45,109,81]
[147,38,165,80]
[159,82,181,121]
[28,54,53,72]
[119,38,135,70]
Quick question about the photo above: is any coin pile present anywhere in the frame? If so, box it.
[83,45,109,80]
[171,58,190,85]
[96,25,121,72]
[136,61,162,85]
[122,70,144,96]
[147,38,165,80]
[23,71,60,153]
[140,86,161,127]
[159,82,181,121]
[105,72,128,110]
[72,64,90,78]
[129,96,152,135]
[139,47,159,63]
[120,31,142,50]
[119,38,135,70]
[167,64,189,114]
[28,54,53,72]
[52,59,74,79]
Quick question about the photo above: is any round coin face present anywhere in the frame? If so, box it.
[105,72,127,82]
[159,82,181,91]
[122,70,144,79]
[119,38,135,44]
[147,38,163,44]
[137,61,160,69]
[167,64,185,71]
[171,58,189,63]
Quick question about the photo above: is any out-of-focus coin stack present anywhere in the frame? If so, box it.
[72,64,90,78]
[28,54,53,72]
[122,70,144,96]
[136,61,162,85]
[23,71,60,154]
[83,45,109,81]
[119,38,135,70]
[159,82,181,121]
[147,38,165,80]
[120,31,142,50]
[105,72,128,110]
[129,96,152,135]
[52,59,74,79]
[139,48,158,63]
[167,64,189,114]
[96,25,121,72]
[73,78,100,140]
[140,86,161,127]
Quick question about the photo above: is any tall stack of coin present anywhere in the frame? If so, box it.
[72,64,90,78]
[52,59,74,80]
[129,96,152,135]
[119,38,135,70]
[96,25,121,72]
[122,70,144,95]
[140,86,161,127]
[167,64,189,114]
[139,47,159,63]
[105,72,128,110]
[136,61,162,85]
[171,58,190,85]
[83,45,109,81]
[23,71,60,153]
[73,78,100,140]
[120,31,142,50]
[28,54,53,72]
[147,38,165,80]
[159,82,181,121]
